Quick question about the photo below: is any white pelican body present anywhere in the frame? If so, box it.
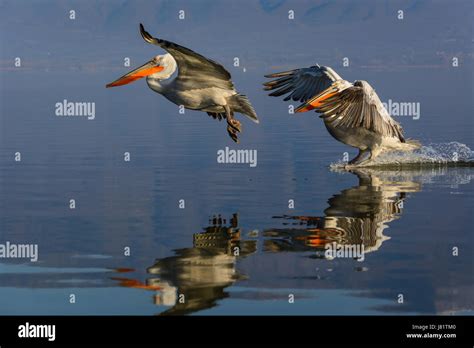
[146,59,237,114]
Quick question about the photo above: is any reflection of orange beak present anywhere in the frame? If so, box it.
[111,277,162,291]
[106,60,164,88]
[112,267,135,273]
[306,236,327,247]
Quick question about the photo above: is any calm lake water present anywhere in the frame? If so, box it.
[0,0,473,315]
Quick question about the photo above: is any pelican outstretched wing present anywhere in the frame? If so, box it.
[139,23,234,90]
[314,82,405,141]
[263,65,342,102]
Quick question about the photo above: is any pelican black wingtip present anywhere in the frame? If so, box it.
[139,23,155,44]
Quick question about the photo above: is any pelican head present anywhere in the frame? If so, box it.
[106,53,177,88]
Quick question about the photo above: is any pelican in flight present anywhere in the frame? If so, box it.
[106,24,259,143]
[264,65,420,165]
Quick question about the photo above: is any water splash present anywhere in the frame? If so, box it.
[331,142,474,168]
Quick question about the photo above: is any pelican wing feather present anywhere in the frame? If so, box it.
[316,83,405,141]
[139,23,234,91]
[263,65,342,102]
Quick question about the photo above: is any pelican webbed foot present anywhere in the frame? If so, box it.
[228,119,241,133]
[224,104,241,143]
[227,125,240,143]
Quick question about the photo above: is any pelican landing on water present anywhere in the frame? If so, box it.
[264,65,420,166]
[106,24,259,143]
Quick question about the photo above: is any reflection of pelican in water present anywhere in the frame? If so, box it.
[109,168,472,314]
[113,214,256,315]
[265,168,421,256]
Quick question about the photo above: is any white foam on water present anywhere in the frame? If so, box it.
[331,142,474,168]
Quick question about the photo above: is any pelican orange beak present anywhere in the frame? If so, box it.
[106,59,164,88]
[295,89,339,113]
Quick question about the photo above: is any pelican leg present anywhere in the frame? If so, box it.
[225,105,241,133]
[224,104,241,143]
[347,149,371,166]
